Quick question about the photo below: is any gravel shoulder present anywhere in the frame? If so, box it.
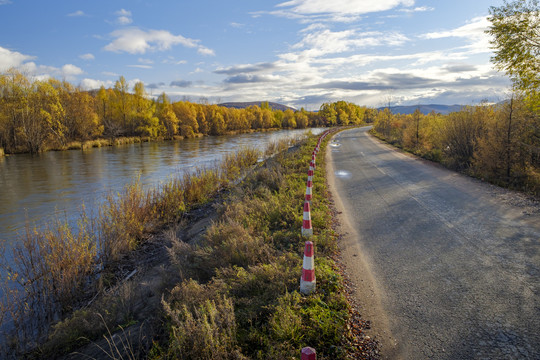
[327,126,540,360]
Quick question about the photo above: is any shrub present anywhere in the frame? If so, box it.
[163,281,245,360]
[99,180,155,263]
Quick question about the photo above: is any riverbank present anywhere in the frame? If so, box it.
[1,127,320,156]
[3,129,379,359]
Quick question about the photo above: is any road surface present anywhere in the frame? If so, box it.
[327,127,540,359]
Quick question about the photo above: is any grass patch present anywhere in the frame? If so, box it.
[160,130,354,359]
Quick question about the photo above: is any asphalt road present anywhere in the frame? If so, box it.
[327,127,540,359]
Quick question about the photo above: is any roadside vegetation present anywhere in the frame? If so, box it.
[0,144,261,356]
[0,70,368,155]
[370,97,540,196]
[155,133,354,359]
[369,0,540,196]
[0,130,377,359]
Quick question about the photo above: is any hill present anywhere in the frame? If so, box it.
[218,101,297,112]
[379,104,464,115]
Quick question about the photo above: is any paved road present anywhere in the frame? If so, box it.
[327,127,540,359]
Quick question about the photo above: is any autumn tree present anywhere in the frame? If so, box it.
[0,69,32,152]
[173,101,199,137]
[282,109,296,128]
[319,103,337,126]
[60,83,102,141]
[374,108,392,138]
[295,108,309,128]
[132,82,159,137]
[209,106,226,135]
[112,76,131,134]
[157,92,178,139]
[196,105,209,135]
[487,0,540,107]
[442,106,490,169]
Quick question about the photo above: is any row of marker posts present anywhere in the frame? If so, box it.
[300,129,332,360]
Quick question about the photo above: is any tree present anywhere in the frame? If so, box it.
[156,92,178,138]
[487,0,540,107]
[442,106,489,169]
[132,82,160,137]
[112,76,132,134]
[209,107,226,135]
[282,109,296,128]
[295,108,309,129]
[319,103,337,126]
[173,101,199,137]
[63,87,102,141]
[413,108,422,149]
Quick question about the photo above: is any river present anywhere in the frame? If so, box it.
[0,128,323,249]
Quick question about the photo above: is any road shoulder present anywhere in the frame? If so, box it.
[326,129,401,359]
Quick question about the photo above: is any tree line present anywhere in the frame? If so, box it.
[371,97,540,194]
[0,70,367,154]
[369,0,540,195]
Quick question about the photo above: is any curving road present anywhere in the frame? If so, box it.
[327,127,540,359]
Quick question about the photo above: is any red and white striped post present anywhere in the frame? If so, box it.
[301,347,316,360]
[307,169,314,182]
[300,241,316,294]
[305,179,313,204]
[301,201,313,237]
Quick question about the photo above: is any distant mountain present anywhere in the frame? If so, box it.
[378,104,464,115]
[218,101,297,112]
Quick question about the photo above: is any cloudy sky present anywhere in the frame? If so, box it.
[0,0,511,109]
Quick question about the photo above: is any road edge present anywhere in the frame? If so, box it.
[325,127,401,360]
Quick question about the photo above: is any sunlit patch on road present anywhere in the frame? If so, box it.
[335,170,351,178]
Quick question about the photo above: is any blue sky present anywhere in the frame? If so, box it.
[0,0,511,109]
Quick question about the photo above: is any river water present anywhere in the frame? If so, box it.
[0,128,323,249]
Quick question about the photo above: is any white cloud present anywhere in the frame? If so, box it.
[128,64,152,69]
[421,16,492,55]
[197,46,216,56]
[399,6,434,13]
[116,9,132,25]
[271,0,415,21]
[80,78,114,90]
[60,64,84,80]
[118,16,132,25]
[62,64,83,76]
[102,71,119,77]
[138,58,154,64]
[278,0,414,14]
[0,0,12,5]
[0,46,35,70]
[162,57,188,65]
[79,53,95,60]
[116,9,131,17]
[422,16,489,40]
[280,25,409,64]
[67,10,85,17]
[104,27,215,56]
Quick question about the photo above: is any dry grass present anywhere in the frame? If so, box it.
[162,280,246,360]
[0,214,97,355]
[99,180,155,264]
[0,145,265,358]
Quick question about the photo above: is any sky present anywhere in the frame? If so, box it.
[0,0,512,109]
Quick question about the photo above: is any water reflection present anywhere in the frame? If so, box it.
[0,128,324,248]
